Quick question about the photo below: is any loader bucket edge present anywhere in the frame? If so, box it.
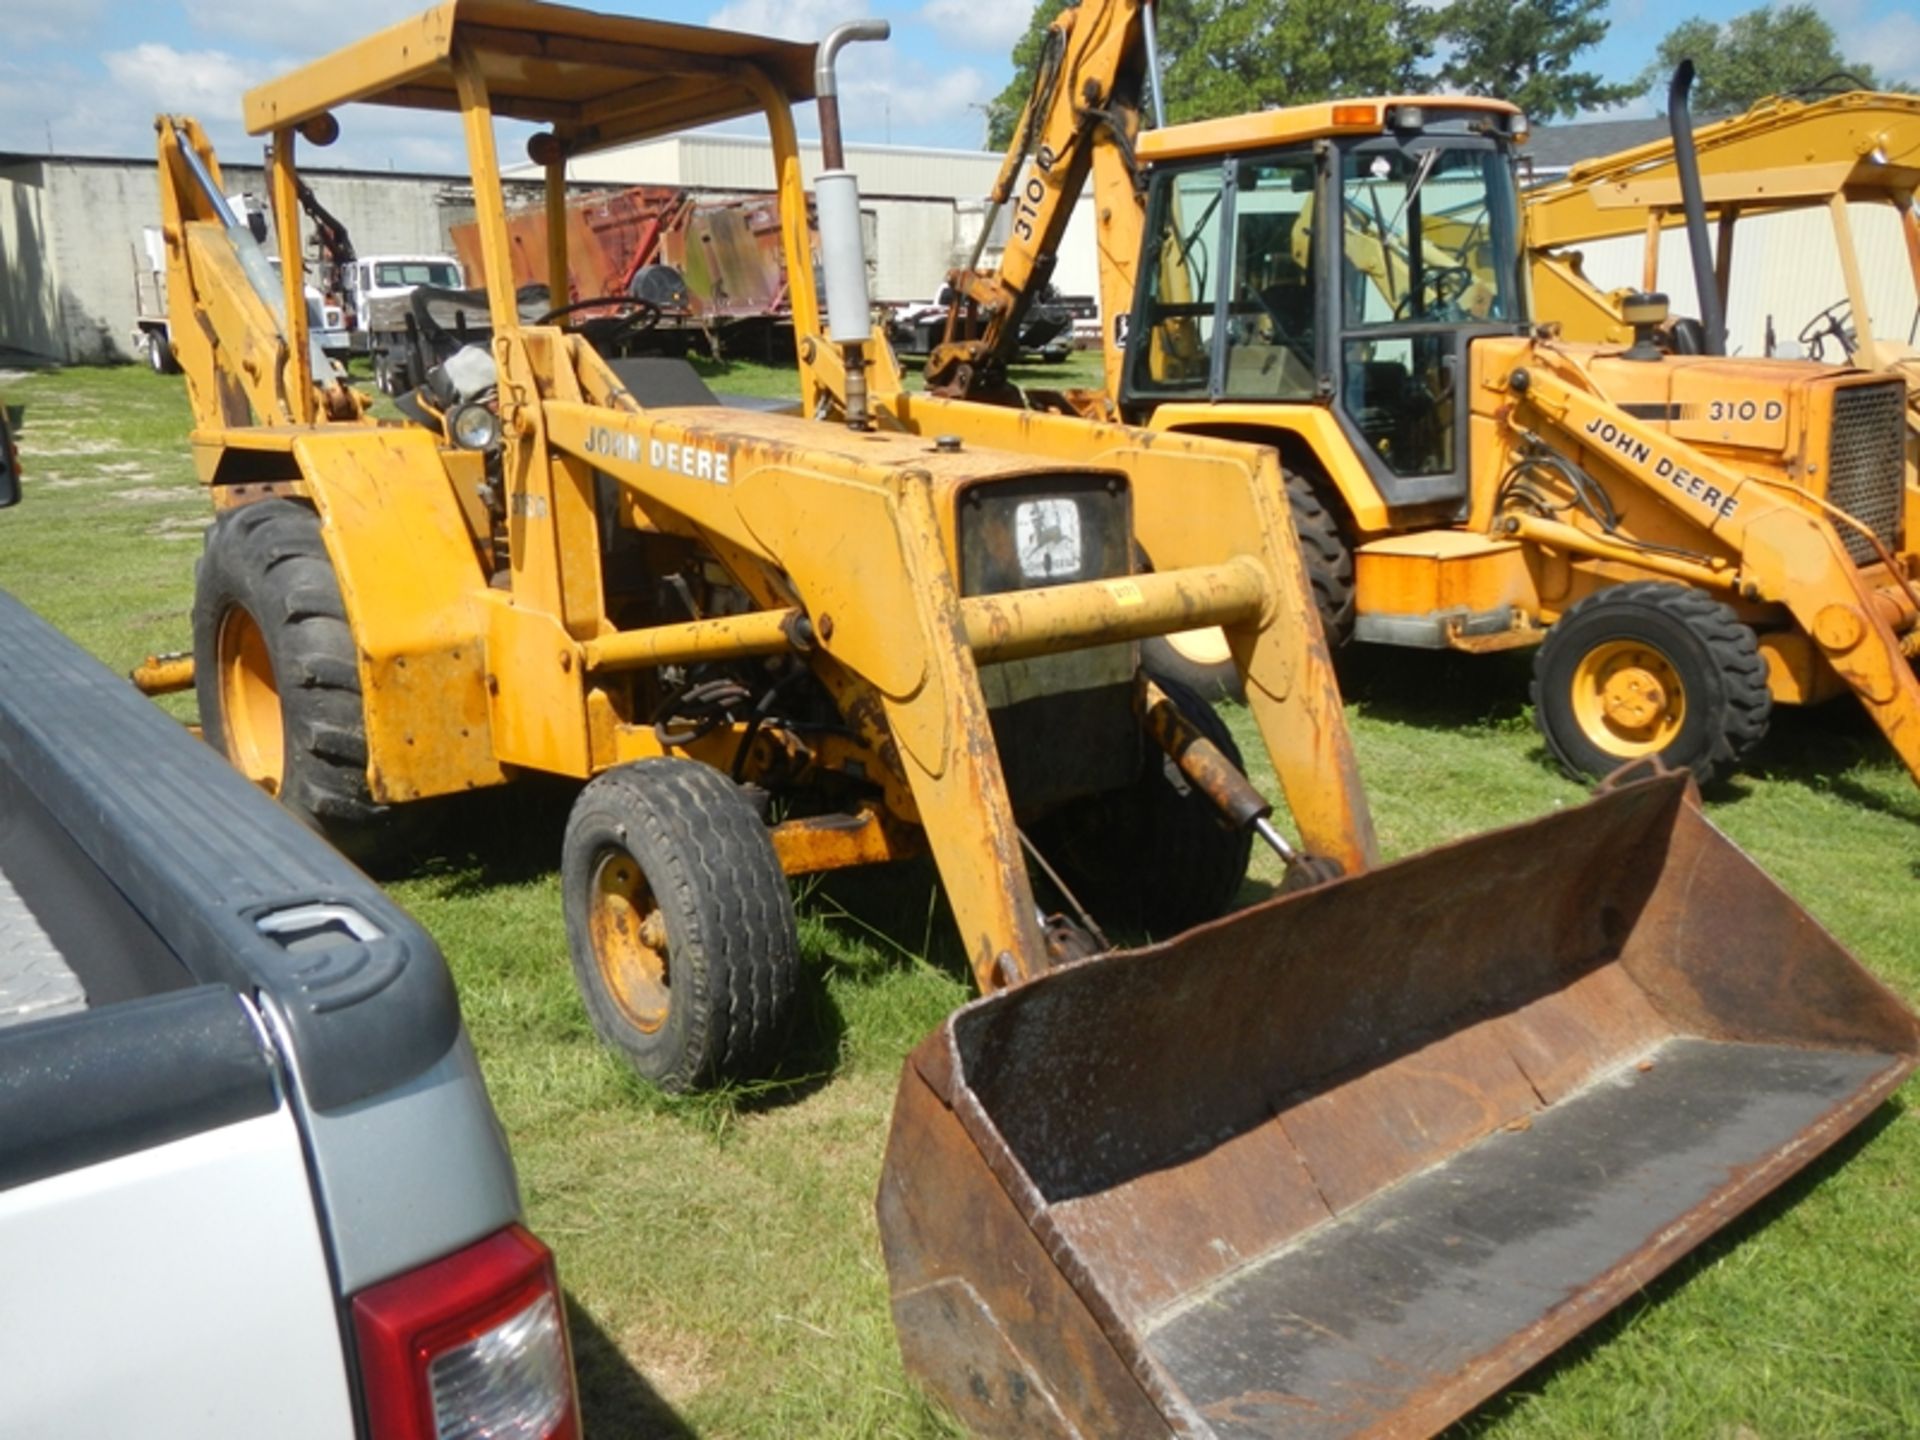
[878,773,1920,1439]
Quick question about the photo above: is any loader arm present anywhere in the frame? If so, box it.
[922,0,1150,398]
[1508,355,1920,780]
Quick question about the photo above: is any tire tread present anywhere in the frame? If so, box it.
[1531,580,1771,787]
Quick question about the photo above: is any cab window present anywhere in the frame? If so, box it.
[1222,157,1317,400]
[1128,163,1227,396]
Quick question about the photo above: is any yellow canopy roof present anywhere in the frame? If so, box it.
[244,0,818,155]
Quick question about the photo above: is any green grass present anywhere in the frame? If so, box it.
[3,359,1918,1439]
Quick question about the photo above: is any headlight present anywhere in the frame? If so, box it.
[450,401,502,452]
[958,474,1131,596]
[1014,498,1083,581]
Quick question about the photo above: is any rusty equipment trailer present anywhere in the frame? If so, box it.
[149,3,1920,1435]
[448,183,799,358]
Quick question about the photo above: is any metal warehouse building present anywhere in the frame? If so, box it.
[0,154,509,365]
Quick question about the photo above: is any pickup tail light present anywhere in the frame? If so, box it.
[353,1225,579,1440]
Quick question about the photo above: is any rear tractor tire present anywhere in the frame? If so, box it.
[561,759,800,1092]
[1532,581,1771,788]
[193,499,401,865]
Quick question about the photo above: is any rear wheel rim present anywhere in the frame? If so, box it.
[589,849,670,1034]
[216,607,285,793]
[1570,639,1686,758]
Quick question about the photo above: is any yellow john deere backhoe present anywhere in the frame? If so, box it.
[1527,79,1920,431]
[148,3,1917,1436]
[914,0,1920,796]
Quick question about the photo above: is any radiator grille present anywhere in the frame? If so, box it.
[1826,381,1906,567]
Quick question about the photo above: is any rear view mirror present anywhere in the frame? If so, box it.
[0,408,18,510]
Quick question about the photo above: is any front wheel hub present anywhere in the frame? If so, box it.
[589,851,670,1034]
[1573,641,1685,754]
[216,607,285,793]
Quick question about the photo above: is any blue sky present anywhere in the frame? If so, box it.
[0,0,1914,169]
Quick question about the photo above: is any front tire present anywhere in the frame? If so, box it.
[1532,581,1771,787]
[193,499,398,863]
[561,759,800,1092]
[146,330,178,375]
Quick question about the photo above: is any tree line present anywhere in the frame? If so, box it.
[988,0,1902,147]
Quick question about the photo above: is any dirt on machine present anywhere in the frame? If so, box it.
[145,2,1918,1436]
[915,0,1920,800]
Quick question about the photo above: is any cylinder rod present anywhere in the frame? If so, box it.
[961,559,1267,664]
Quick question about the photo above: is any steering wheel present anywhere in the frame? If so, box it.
[535,295,665,333]
[1798,297,1856,362]
[1394,265,1476,321]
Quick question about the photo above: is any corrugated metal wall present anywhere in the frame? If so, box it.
[1548,202,1918,359]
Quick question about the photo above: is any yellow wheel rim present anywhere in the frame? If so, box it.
[1167,626,1233,668]
[1570,639,1686,757]
[216,608,285,794]
[589,850,670,1034]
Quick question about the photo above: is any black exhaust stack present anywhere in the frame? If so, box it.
[1667,61,1726,355]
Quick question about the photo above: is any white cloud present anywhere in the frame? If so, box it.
[1815,0,1920,85]
[0,0,107,50]
[705,0,871,44]
[844,59,989,137]
[1849,13,1920,85]
[0,48,277,160]
[702,0,989,147]
[103,44,276,119]
[0,42,479,173]
[920,0,1031,54]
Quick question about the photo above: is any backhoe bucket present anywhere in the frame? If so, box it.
[877,774,1918,1439]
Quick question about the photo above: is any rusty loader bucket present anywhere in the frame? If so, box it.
[877,774,1920,1438]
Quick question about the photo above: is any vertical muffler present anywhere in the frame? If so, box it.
[878,772,1917,1437]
